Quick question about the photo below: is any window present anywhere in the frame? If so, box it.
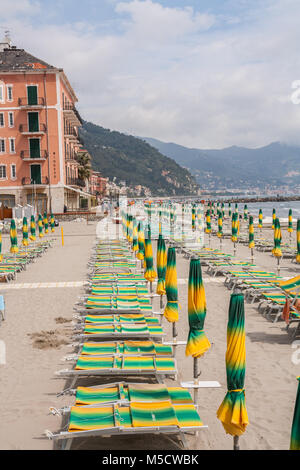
[10,164,16,179]
[0,139,5,153]
[7,85,13,101]
[0,113,4,127]
[0,166,6,179]
[0,84,4,103]
[8,112,14,127]
[9,138,15,154]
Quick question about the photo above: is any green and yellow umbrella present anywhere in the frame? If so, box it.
[288,209,293,234]
[205,209,211,234]
[192,204,196,231]
[10,219,19,254]
[38,214,44,238]
[243,205,248,221]
[217,292,249,445]
[228,202,232,218]
[164,247,179,323]
[50,213,55,232]
[231,212,238,243]
[290,376,300,450]
[137,222,145,261]
[272,208,276,229]
[297,220,300,263]
[258,209,263,229]
[29,215,36,241]
[128,215,133,243]
[186,257,211,358]
[132,218,138,253]
[272,217,282,258]
[248,215,254,249]
[22,216,29,246]
[43,211,49,234]
[156,234,167,296]
[0,231,2,262]
[144,232,157,283]
[217,211,223,238]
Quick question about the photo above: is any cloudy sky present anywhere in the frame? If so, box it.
[2,0,300,148]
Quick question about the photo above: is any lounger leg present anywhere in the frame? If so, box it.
[61,438,73,450]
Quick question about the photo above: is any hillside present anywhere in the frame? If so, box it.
[143,138,300,190]
[79,121,198,196]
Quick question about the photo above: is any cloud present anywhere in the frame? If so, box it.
[3,0,300,149]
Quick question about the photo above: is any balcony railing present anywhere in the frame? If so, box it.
[18,97,45,107]
[64,127,78,138]
[63,103,83,124]
[22,176,49,186]
[20,150,48,160]
[66,177,85,187]
[19,123,47,134]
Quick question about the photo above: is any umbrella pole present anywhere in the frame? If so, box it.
[234,242,236,256]
[251,248,254,264]
[150,281,153,294]
[193,357,200,404]
[277,257,281,276]
[209,233,211,247]
[233,435,240,450]
[220,237,222,250]
[172,322,178,357]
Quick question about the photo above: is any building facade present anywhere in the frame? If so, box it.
[0,37,91,213]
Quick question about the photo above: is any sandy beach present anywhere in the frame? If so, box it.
[0,217,299,450]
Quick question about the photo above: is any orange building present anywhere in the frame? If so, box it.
[0,36,91,213]
[89,170,108,199]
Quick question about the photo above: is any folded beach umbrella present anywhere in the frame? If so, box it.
[243,205,248,221]
[258,209,263,230]
[217,211,223,239]
[137,222,145,261]
[38,214,44,238]
[50,213,55,233]
[185,257,211,358]
[288,209,293,234]
[192,204,196,231]
[43,211,49,234]
[272,208,276,229]
[10,219,19,254]
[222,202,225,218]
[22,216,29,246]
[0,231,2,262]
[144,232,157,283]
[297,220,300,263]
[272,218,282,258]
[231,212,238,243]
[164,247,179,324]
[205,209,211,234]
[228,202,232,217]
[132,218,138,253]
[217,292,249,448]
[248,216,254,249]
[156,234,167,296]
[128,215,133,243]
[29,215,36,241]
[235,203,238,214]
[290,376,300,450]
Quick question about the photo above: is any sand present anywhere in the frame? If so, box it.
[0,217,299,450]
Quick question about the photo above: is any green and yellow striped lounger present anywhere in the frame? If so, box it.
[82,314,158,324]
[77,322,164,339]
[79,341,173,356]
[47,400,205,445]
[73,383,194,406]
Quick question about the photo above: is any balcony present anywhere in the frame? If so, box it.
[64,127,80,142]
[22,176,49,186]
[63,102,83,125]
[20,150,48,161]
[18,97,45,108]
[66,177,85,188]
[19,123,47,135]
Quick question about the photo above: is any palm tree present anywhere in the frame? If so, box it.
[76,150,92,187]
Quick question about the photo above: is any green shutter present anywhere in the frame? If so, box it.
[27,86,38,105]
[30,165,41,184]
[28,112,39,132]
[29,139,40,158]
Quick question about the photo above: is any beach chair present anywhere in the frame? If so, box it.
[67,340,174,357]
[56,355,177,386]
[73,322,164,340]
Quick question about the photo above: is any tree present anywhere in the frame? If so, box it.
[76,151,92,184]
